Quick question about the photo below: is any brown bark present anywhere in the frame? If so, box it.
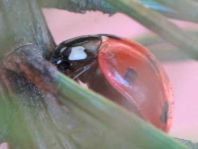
[0,0,58,94]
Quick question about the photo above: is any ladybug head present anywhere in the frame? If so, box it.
[51,35,103,77]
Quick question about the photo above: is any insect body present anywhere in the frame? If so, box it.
[51,34,173,132]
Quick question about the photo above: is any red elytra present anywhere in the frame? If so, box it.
[98,37,173,132]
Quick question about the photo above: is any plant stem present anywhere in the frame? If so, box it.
[39,0,115,13]
[0,0,55,58]
[0,0,57,148]
[107,0,198,58]
[156,0,198,22]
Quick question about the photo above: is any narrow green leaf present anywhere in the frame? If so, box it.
[0,74,186,149]
[52,72,187,149]
[156,0,198,22]
[106,0,198,59]
[0,87,36,148]
[140,0,198,22]
[135,35,191,61]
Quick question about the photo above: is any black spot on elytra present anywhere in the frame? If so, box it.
[160,101,169,124]
[124,68,138,84]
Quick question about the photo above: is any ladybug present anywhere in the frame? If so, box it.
[51,34,173,132]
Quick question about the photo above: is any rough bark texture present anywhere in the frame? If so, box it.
[2,44,58,95]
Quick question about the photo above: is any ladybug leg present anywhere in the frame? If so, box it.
[69,61,97,80]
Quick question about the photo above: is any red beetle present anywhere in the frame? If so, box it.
[51,34,173,132]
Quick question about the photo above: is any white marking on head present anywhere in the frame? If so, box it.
[56,60,62,65]
[68,46,87,61]
[60,47,67,53]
